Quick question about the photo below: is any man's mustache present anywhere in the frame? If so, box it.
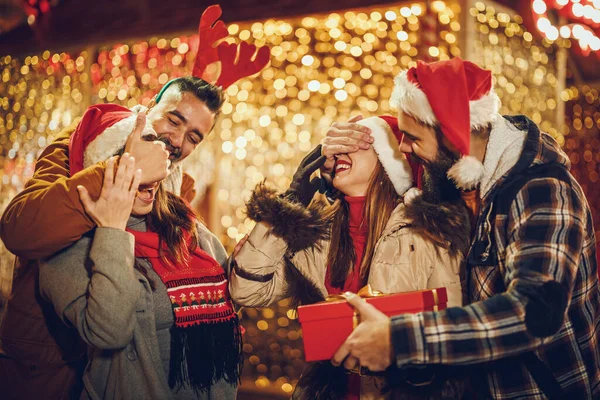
[155,136,182,162]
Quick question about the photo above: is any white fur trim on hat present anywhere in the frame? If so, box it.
[357,116,413,196]
[469,91,500,128]
[84,114,136,168]
[447,155,485,191]
[391,70,501,129]
[390,71,438,127]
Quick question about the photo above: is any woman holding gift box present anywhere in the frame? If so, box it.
[229,115,470,399]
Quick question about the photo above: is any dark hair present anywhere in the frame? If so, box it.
[149,184,199,267]
[171,76,225,116]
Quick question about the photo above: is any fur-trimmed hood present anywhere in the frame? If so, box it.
[245,183,332,255]
[245,183,470,257]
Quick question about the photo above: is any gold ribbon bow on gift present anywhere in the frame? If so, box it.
[325,284,385,329]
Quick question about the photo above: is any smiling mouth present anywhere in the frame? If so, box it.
[334,159,352,176]
[137,183,158,204]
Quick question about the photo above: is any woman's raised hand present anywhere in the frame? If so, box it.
[284,145,327,206]
[77,154,142,231]
[321,114,373,178]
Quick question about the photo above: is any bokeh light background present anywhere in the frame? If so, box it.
[1,1,598,395]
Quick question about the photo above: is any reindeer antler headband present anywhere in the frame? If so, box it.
[156,4,271,103]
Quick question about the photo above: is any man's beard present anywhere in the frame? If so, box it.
[410,146,462,204]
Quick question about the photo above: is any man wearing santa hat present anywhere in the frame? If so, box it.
[327,57,599,399]
[0,5,270,399]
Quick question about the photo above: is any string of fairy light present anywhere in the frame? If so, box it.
[0,0,599,395]
[531,0,600,55]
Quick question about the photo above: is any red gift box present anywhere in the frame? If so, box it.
[297,287,447,362]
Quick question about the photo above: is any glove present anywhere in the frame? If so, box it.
[283,145,327,206]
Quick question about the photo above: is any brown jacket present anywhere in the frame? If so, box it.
[0,123,196,399]
[229,185,468,400]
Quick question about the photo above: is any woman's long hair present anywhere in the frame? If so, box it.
[325,161,401,289]
[148,184,200,267]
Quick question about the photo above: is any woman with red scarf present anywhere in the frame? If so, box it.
[38,123,242,398]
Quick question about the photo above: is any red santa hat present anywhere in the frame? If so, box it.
[69,102,184,195]
[354,115,417,196]
[390,57,500,190]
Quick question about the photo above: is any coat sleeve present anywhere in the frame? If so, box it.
[0,125,106,259]
[390,177,587,367]
[229,222,292,308]
[196,221,229,272]
[39,227,140,350]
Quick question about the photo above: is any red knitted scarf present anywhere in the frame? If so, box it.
[127,228,242,394]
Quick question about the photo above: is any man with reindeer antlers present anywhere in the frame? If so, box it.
[0,5,270,399]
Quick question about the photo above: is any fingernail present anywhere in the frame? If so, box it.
[123,153,129,157]
[344,292,356,300]
[368,137,375,143]
[360,144,370,150]
[76,185,83,190]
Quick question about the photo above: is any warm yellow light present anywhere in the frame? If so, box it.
[532,0,547,15]
[222,141,233,154]
[292,114,305,125]
[335,90,348,101]
[334,41,347,51]
[301,55,314,66]
[228,24,239,35]
[537,17,551,32]
[259,115,271,127]
[385,11,397,21]
[400,7,411,18]
[397,31,409,41]
[572,24,585,39]
[428,46,440,57]
[308,80,320,92]
[282,383,293,393]
[560,26,571,38]
[546,26,559,41]
[333,77,345,89]
[572,3,584,17]
[432,1,446,13]
[411,5,422,16]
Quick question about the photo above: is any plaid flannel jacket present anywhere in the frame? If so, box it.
[391,116,600,399]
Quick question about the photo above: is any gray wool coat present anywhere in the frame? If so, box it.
[39,221,237,400]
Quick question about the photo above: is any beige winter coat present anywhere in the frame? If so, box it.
[229,186,468,400]
[231,205,463,309]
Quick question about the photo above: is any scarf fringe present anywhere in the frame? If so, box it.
[169,316,243,395]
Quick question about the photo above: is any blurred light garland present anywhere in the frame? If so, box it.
[470,2,564,144]
[0,0,598,395]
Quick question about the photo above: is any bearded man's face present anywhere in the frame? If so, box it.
[410,135,461,204]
